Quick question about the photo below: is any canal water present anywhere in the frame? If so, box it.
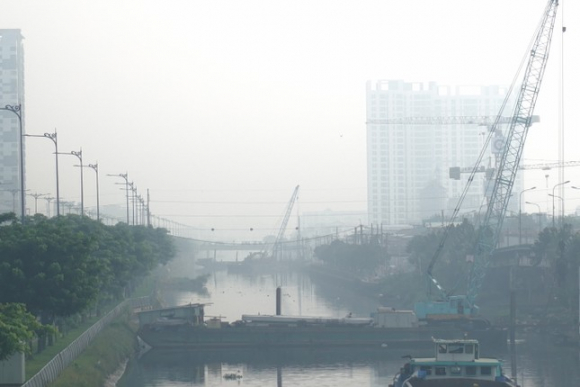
[118,260,580,387]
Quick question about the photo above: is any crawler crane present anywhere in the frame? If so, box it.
[414,0,559,324]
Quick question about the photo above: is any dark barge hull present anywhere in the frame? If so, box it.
[138,324,507,350]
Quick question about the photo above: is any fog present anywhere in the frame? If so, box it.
[2,0,579,241]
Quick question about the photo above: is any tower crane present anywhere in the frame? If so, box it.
[414,0,559,323]
[367,115,539,127]
[449,161,580,180]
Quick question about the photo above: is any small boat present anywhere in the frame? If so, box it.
[389,338,518,387]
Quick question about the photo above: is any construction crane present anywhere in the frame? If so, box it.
[242,185,300,262]
[414,0,559,324]
[367,115,539,126]
[271,185,300,261]
[449,161,580,180]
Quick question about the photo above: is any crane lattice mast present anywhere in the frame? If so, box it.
[466,0,559,306]
[271,185,300,261]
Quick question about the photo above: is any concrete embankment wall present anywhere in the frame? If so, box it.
[20,297,152,387]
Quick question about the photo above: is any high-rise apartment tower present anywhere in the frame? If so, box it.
[0,29,25,216]
[366,80,519,226]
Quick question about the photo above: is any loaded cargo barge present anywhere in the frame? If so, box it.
[137,303,507,350]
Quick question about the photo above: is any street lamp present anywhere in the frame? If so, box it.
[551,181,570,227]
[525,201,542,234]
[23,130,60,216]
[75,162,100,221]
[519,186,536,244]
[58,149,84,216]
[27,192,47,214]
[71,150,84,216]
[0,104,25,221]
[549,193,564,228]
[107,173,130,224]
[88,163,100,221]
[128,182,136,225]
[43,196,55,217]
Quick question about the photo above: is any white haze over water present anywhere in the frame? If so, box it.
[2,0,579,240]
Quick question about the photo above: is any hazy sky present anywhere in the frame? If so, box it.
[2,0,579,240]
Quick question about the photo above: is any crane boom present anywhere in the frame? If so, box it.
[415,0,559,322]
[367,115,539,126]
[467,0,558,305]
[450,160,580,179]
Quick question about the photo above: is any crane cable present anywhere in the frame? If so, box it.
[425,3,553,297]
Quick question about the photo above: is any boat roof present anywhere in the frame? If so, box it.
[136,303,207,315]
[409,357,502,365]
[432,338,479,345]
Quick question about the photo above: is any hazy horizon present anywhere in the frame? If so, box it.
[1,0,578,241]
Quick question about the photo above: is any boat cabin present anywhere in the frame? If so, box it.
[433,338,479,362]
[390,339,516,386]
[137,303,205,328]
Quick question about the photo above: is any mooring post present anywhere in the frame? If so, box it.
[276,287,282,316]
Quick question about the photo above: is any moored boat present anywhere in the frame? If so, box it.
[389,338,518,387]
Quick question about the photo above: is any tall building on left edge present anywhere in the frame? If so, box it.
[0,29,25,217]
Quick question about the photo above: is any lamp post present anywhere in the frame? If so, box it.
[43,196,55,217]
[549,193,564,228]
[128,182,137,225]
[519,186,536,244]
[23,130,60,216]
[75,162,99,221]
[27,192,47,214]
[88,163,100,221]
[71,150,84,216]
[526,201,542,235]
[107,173,130,224]
[58,149,84,216]
[0,104,25,221]
[551,181,570,228]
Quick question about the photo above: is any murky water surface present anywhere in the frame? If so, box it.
[120,262,580,387]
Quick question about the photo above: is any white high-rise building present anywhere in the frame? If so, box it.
[0,29,25,216]
[366,80,520,226]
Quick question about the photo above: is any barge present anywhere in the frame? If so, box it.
[136,304,507,350]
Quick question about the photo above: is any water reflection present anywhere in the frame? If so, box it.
[162,268,379,323]
[122,347,422,387]
[124,265,580,387]
[120,342,579,387]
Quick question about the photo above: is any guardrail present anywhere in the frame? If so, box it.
[21,296,153,387]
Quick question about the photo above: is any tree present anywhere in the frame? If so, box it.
[0,215,105,322]
[532,224,579,309]
[0,212,175,327]
[0,303,41,361]
[405,220,478,300]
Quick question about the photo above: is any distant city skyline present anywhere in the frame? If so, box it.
[0,1,578,241]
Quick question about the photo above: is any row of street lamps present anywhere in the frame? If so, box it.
[519,181,580,243]
[1,103,150,225]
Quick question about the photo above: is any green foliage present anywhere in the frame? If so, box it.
[0,303,41,361]
[0,215,104,320]
[0,213,175,322]
[406,220,477,298]
[532,223,580,308]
